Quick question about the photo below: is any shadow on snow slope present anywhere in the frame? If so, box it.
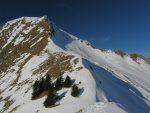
[51,25,74,50]
[83,59,150,113]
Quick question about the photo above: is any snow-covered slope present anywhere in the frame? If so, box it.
[80,102,127,113]
[0,16,150,113]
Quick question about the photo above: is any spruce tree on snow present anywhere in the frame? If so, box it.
[32,80,39,100]
[64,76,72,88]
[32,78,44,100]
[43,90,58,107]
[40,77,45,90]
[48,83,54,93]
[44,74,52,91]
[39,77,44,92]
[55,76,64,90]
[71,84,80,97]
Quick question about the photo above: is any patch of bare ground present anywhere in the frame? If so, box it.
[9,105,20,113]
[76,109,82,113]
[130,53,150,64]
[0,16,50,73]
[33,52,77,78]
[1,96,14,113]
[73,58,79,65]
[76,67,83,71]
[0,17,52,111]
[113,50,127,58]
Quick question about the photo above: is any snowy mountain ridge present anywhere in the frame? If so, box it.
[0,16,150,113]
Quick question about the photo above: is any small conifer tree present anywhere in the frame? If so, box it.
[71,84,80,97]
[32,78,44,100]
[55,76,64,90]
[43,90,58,107]
[64,76,72,88]
[44,74,52,91]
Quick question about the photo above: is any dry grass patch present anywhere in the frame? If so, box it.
[113,50,126,58]
[33,52,76,78]
[9,105,20,113]
[130,53,143,61]
[130,53,150,64]
[99,48,107,52]
[76,67,83,71]
[76,109,82,113]
[1,96,14,113]
[73,58,79,65]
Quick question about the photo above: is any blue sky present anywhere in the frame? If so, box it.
[0,0,150,55]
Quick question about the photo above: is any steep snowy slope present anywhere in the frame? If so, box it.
[0,16,150,113]
[80,102,127,113]
[50,23,150,113]
[0,16,96,113]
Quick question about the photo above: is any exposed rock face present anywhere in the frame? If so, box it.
[0,17,50,74]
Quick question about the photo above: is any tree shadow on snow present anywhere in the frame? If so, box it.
[59,90,68,99]
[79,87,84,96]
[50,24,74,50]
[71,79,76,85]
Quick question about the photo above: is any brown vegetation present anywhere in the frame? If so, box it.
[33,52,75,78]
[0,17,51,112]
[113,50,126,58]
